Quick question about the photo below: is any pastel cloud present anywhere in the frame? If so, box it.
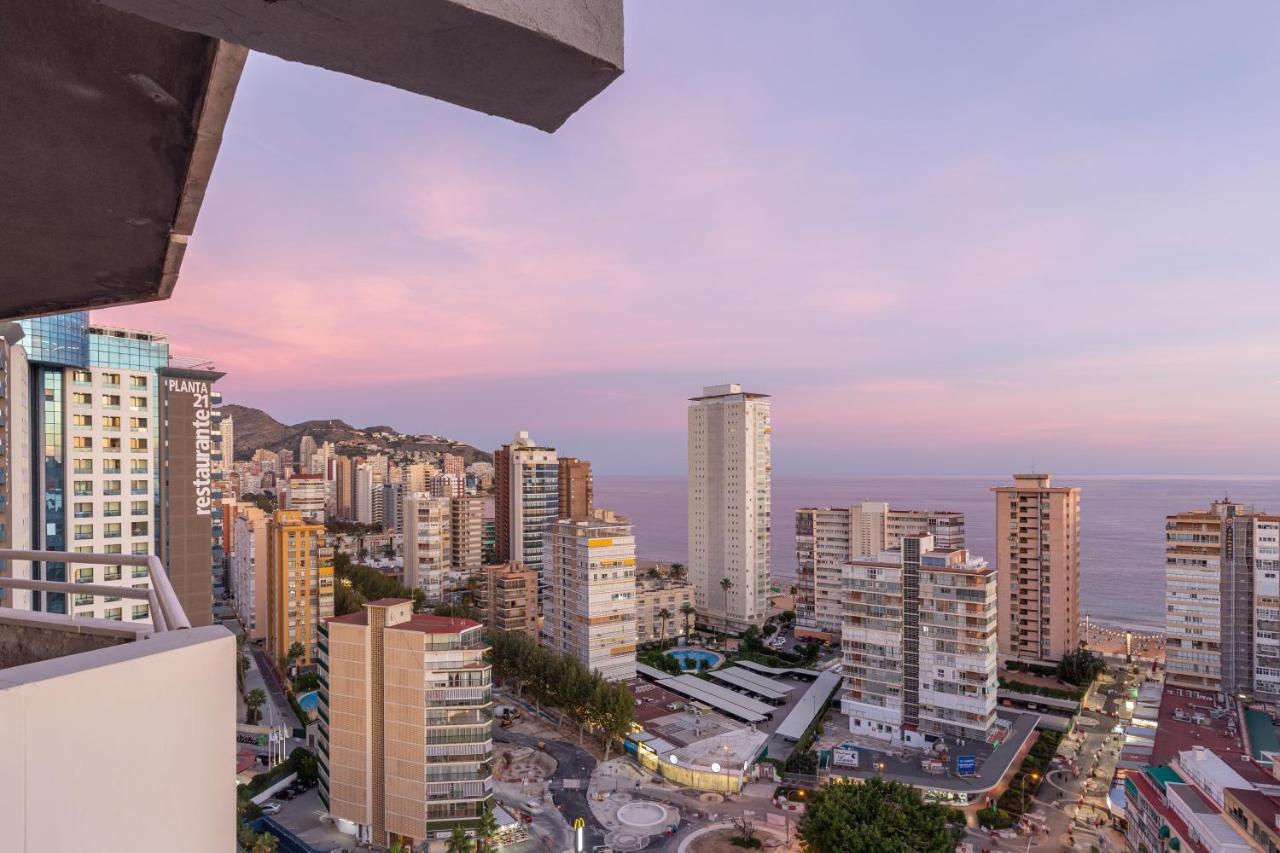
[101,2,1280,474]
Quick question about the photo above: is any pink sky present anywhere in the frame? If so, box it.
[104,3,1280,474]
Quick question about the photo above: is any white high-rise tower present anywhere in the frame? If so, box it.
[688,383,772,633]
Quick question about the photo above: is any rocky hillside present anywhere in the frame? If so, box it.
[221,404,492,465]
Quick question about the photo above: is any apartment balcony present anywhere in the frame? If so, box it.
[0,547,234,852]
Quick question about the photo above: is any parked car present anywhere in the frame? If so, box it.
[523,799,543,814]
[260,803,281,816]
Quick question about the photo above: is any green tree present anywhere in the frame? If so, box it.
[334,582,365,616]
[286,642,306,669]
[250,832,279,853]
[290,747,319,782]
[593,681,635,762]
[245,688,267,724]
[798,777,965,853]
[670,562,686,580]
[658,608,672,649]
[445,824,473,853]
[1058,646,1106,686]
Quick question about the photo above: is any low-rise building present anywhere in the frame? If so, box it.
[636,574,694,642]
[475,562,539,637]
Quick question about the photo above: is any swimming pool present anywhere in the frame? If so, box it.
[665,648,724,671]
[296,691,319,713]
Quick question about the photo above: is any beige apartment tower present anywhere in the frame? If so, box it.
[994,474,1081,664]
[688,384,771,633]
[319,600,493,848]
[545,511,637,681]
[450,495,486,570]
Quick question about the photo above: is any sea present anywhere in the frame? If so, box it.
[594,474,1280,635]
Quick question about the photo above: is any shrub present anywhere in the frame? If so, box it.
[977,808,1016,830]
[731,837,762,849]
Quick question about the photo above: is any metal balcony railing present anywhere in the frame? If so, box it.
[0,547,190,631]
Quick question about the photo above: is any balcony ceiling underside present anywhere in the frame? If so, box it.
[0,0,622,321]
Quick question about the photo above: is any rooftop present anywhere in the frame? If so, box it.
[325,610,480,634]
[1153,687,1272,786]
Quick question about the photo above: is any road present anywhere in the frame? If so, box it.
[248,644,302,731]
[497,729,604,852]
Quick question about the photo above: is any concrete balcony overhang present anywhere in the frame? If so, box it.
[1,0,623,321]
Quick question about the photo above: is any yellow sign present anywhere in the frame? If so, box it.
[573,817,585,829]
[587,537,614,548]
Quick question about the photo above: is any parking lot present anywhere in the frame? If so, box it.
[264,786,352,852]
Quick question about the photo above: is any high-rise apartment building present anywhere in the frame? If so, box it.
[355,463,375,525]
[688,384,771,633]
[283,473,327,523]
[841,534,998,745]
[450,495,485,570]
[1165,501,1280,700]
[430,472,464,499]
[380,482,404,534]
[441,452,466,479]
[994,474,1081,664]
[545,511,637,681]
[335,455,356,520]
[403,492,451,599]
[232,505,269,640]
[557,456,593,521]
[220,413,235,467]
[319,600,493,847]
[494,431,558,599]
[11,313,223,625]
[298,435,317,473]
[265,509,334,666]
[475,562,539,636]
[795,502,965,641]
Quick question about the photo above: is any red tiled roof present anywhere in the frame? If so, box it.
[1225,786,1280,825]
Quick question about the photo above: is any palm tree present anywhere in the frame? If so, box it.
[658,608,672,649]
[719,577,734,635]
[445,824,473,853]
[680,602,695,641]
[670,562,687,580]
[250,833,279,853]
[286,641,306,674]
[246,688,267,724]
[476,801,499,853]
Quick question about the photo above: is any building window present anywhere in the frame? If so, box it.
[129,395,147,410]
[130,438,147,452]
[103,459,121,474]
[104,523,121,538]
[104,608,122,621]
[129,376,147,390]
[103,480,121,496]
[73,524,92,540]
[72,392,92,406]
[102,416,121,430]
[101,394,121,407]
[104,566,122,581]
[131,521,148,537]
[103,501,121,517]
[131,459,148,474]
[73,460,93,475]
[131,479,148,495]
[131,500,148,516]
[72,436,92,450]
[75,567,94,583]
[102,437,121,451]
[72,370,91,384]
[101,372,120,386]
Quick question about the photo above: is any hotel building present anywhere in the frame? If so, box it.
[7,312,224,625]
[545,512,637,682]
[841,534,998,745]
[794,502,965,641]
[475,562,539,637]
[231,505,269,640]
[494,431,558,602]
[993,474,1081,664]
[636,575,694,643]
[688,384,771,633]
[319,600,493,848]
[1165,501,1280,700]
[557,456,593,521]
[266,509,334,666]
